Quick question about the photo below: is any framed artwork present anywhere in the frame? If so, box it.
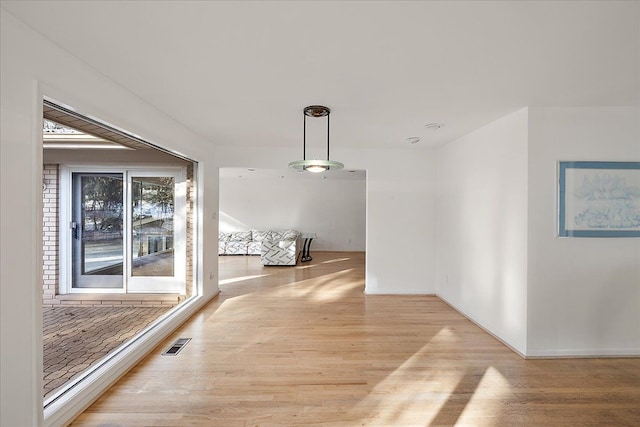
[558,161,640,237]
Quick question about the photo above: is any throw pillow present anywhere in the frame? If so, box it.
[282,229,299,241]
[251,230,269,242]
[268,230,284,241]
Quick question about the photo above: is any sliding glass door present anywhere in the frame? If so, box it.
[72,173,124,289]
[127,171,186,293]
[67,167,186,293]
[131,176,175,277]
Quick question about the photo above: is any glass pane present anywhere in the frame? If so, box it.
[81,175,124,276]
[131,177,175,277]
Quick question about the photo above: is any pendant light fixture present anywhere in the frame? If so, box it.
[288,105,344,173]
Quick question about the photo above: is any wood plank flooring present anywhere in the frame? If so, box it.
[72,252,640,426]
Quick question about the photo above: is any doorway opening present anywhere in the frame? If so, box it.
[217,167,366,288]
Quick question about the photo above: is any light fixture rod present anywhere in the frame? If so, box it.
[327,113,330,161]
[303,112,306,160]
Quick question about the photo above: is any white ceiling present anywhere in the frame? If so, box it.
[2,1,639,149]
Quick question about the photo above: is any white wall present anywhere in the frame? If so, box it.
[216,145,438,294]
[527,107,640,356]
[436,108,529,355]
[365,149,437,295]
[220,172,366,251]
[1,10,219,426]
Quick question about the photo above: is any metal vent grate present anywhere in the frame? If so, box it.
[162,338,191,356]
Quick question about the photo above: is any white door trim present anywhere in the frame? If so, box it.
[59,164,187,294]
[126,167,187,294]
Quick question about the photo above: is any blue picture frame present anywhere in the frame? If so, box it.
[558,161,640,237]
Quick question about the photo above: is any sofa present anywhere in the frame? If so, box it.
[219,229,301,265]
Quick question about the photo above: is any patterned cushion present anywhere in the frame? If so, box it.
[278,240,295,249]
[268,230,284,241]
[247,241,261,255]
[282,229,299,241]
[229,231,251,241]
[218,241,226,254]
[251,230,269,242]
[261,240,298,266]
[225,241,248,255]
[218,232,231,242]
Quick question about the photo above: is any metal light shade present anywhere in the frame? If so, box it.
[288,105,344,173]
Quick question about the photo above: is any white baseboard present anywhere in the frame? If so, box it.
[364,291,437,296]
[525,348,640,358]
[436,294,639,359]
[436,294,527,359]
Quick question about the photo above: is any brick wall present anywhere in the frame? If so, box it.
[42,164,59,303]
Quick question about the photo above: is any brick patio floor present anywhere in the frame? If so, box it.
[42,306,171,399]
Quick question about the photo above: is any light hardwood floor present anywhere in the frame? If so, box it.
[73,252,640,426]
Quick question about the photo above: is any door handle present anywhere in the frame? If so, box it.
[71,221,80,240]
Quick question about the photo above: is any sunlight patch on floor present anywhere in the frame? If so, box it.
[455,366,512,424]
[320,257,351,264]
[350,332,464,425]
[291,268,362,302]
[218,273,270,285]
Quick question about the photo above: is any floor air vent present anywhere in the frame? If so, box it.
[162,338,191,356]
